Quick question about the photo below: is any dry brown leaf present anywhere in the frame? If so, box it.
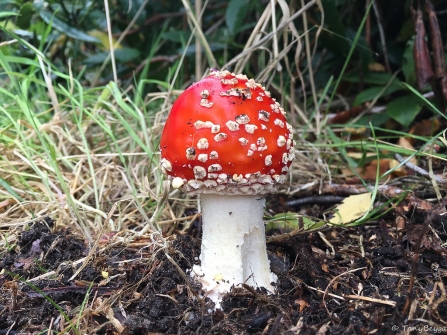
[388,159,407,177]
[356,159,393,180]
[295,299,310,312]
[397,137,417,165]
[395,216,406,230]
[408,118,440,140]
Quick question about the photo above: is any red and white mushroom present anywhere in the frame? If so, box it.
[159,69,294,306]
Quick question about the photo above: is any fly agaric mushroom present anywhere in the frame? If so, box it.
[159,69,294,306]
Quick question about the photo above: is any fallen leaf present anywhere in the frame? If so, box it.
[89,30,123,50]
[397,137,417,165]
[349,153,421,179]
[368,62,386,72]
[388,159,407,177]
[356,159,393,180]
[295,299,310,312]
[330,193,372,224]
[408,118,440,140]
[396,216,406,229]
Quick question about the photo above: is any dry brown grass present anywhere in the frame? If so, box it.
[0,1,326,252]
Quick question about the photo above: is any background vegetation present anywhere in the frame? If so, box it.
[0,0,446,237]
[1,0,447,333]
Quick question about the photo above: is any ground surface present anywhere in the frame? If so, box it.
[1,188,447,335]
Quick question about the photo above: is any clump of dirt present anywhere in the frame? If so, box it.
[1,194,447,334]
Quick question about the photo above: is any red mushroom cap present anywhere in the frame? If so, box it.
[160,69,295,195]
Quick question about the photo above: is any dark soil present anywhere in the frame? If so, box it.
[1,191,447,334]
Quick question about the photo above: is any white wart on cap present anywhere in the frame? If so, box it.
[160,69,294,195]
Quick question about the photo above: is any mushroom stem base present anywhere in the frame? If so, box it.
[192,194,276,307]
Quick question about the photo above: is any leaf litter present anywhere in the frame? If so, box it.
[1,178,447,333]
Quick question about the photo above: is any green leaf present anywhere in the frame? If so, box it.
[353,84,402,106]
[402,37,416,86]
[387,94,422,127]
[17,3,34,30]
[265,213,325,233]
[226,0,249,36]
[162,30,190,43]
[114,48,140,62]
[48,141,57,161]
[397,17,415,42]
[182,43,226,55]
[39,10,100,43]
[0,12,18,18]
[355,113,389,127]
[84,48,140,66]
[344,72,401,86]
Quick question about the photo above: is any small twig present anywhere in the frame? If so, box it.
[5,321,15,335]
[156,293,179,304]
[28,257,87,282]
[343,294,396,307]
[106,307,125,333]
[287,195,344,207]
[164,252,204,306]
[430,280,447,312]
[0,39,17,47]
[428,149,442,200]
[303,283,345,301]
[359,235,365,258]
[410,318,447,329]
[240,283,261,298]
[318,231,335,255]
[47,317,54,335]
[266,223,328,244]
[395,153,446,184]
[268,313,283,335]
[323,267,367,318]
[408,298,418,321]
[372,1,390,72]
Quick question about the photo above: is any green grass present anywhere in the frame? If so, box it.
[0,46,168,242]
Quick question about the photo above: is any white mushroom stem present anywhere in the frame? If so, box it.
[192,193,277,307]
